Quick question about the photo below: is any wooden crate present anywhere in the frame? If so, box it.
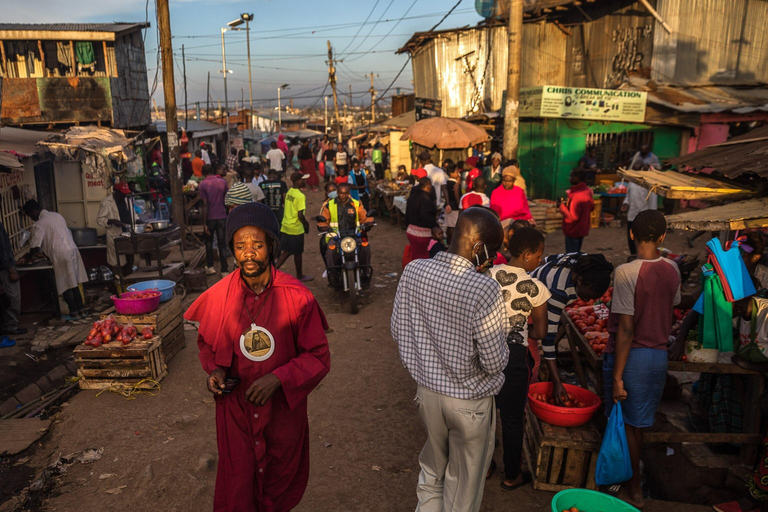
[101,296,185,363]
[523,405,602,492]
[74,336,167,390]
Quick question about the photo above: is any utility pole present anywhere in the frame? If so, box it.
[365,72,378,125]
[243,14,254,139]
[206,71,210,120]
[503,0,523,160]
[324,96,329,134]
[156,0,185,246]
[182,44,188,130]
[220,28,230,151]
[327,41,342,143]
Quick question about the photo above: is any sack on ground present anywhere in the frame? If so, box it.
[595,402,633,486]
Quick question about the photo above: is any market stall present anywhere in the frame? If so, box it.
[617,168,754,200]
[371,181,411,225]
[665,198,768,231]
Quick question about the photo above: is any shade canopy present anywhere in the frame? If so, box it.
[400,117,489,149]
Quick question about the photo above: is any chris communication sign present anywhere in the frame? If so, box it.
[519,86,647,123]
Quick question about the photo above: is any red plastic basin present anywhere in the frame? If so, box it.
[111,290,161,315]
[528,382,601,427]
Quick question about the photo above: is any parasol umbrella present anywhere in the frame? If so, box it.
[400,118,489,149]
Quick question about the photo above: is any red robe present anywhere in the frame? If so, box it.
[184,267,331,512]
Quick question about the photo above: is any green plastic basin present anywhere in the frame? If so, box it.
[551,489,641,512]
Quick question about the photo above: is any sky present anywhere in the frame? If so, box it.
[3,0,485,110]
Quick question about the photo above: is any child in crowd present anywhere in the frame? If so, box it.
[559,168,594,253]
[488,228,551,491]
[349,159,370,210]
[603,209,681,509]
[463,159,481,193]
[459,176,490,210]
[335,164,349,186]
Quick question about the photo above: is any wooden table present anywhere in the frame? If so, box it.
[372,184,410,226]
[113,227,184,281]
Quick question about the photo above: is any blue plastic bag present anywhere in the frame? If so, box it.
[595,402,633,486]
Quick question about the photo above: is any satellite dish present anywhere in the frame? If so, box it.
[475,0,495,18]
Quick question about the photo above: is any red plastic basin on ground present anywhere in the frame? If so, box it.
[528,382,601,427]
[110,290,161,315]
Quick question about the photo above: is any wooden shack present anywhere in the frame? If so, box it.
[0,23,151,129]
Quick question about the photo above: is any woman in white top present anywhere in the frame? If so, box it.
[487,227,551,490]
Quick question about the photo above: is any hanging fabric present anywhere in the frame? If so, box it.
[693,264,734,352]
[75,42,96,73]
[706,237,756,302]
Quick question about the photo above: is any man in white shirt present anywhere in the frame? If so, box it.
[23,200,89,319]
[621,164,658,255]
[200,143,212,165]
[266,141,284,174]
[419,151,450,212]
[629,144,660,170]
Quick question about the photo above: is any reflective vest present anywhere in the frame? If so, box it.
[328,198,360,231]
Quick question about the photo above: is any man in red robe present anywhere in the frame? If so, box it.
[185,202,331,512]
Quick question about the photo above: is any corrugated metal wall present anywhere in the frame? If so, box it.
[652,0,768,85]
[411,23,566,118]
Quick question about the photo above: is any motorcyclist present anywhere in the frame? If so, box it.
[317,182,374,288]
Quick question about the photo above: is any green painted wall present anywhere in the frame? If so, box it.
[518,119,683,200]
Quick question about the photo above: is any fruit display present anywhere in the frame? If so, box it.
[122,291,160,299]
[532,392,590,408]
[83,316,154,347]
[565,288,612,356]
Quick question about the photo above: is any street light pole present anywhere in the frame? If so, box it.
[220,27,230,151]
[277,84,289,132]
[242,13,254,140]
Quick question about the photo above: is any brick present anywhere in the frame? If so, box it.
[47,365,70,386]
[36,375,53,393]
[0,396,21,416]
[13,383,42,406]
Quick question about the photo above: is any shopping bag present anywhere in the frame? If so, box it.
[706,238,756,302]
[595,402,633,486]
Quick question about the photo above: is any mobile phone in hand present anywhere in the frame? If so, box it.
[221,377,241,394]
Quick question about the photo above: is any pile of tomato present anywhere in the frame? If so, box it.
[531,392,589,409]
[124,291,161,300]
[84,316,155,346]
[566,288,612,356]
[561,508,604,512]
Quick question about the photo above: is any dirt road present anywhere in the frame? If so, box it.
[7,189,715,512]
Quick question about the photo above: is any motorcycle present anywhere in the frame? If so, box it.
[316,213,375,314]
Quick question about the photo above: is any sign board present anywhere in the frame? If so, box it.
[519,86,647,123]
[415,97,442,121]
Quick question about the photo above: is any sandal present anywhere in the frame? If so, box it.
[486,459,496,480]
[500,471,532,491]
[0,336,16,348]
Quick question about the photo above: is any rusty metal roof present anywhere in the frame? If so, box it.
[0,23,149,33]
[666,126,768,178]
[646,86,768,114]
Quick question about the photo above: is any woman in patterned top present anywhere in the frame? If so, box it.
[488,228,551,490]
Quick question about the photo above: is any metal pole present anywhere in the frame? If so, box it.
[245,17,253,139]
[206,71,210,120]
[221,28,230,151]
[278,87,282,132]
[503,0,523,160]
[156,0,185,247]
[182,44,188,131]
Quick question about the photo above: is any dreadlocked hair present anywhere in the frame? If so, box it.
[568,254,614,297]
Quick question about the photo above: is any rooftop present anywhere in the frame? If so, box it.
[0,23,149,41]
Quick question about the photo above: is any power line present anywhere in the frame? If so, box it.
[343,0,396,58]
[346,0,419,63]
[338,0,382,56]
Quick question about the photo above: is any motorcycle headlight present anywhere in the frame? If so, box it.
[340,236,357,253]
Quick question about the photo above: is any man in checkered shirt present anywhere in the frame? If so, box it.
[392,207,508,512]
[226,147,239,173]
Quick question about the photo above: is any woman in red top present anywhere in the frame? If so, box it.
[490,167,533,226]
[559,168,594,253]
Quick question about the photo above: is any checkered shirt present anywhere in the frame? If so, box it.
[391,251,509,400]
[226,154,238,172]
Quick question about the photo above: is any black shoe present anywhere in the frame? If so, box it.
[1,328,27,335]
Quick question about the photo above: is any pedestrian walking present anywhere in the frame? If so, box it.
[622,162,657,255]
[266,141,285,176]
[184,201,330,512]
[275,172,312,282]
[405,177,442,262]
[199,164,230,275]
[225,147,238,173]
[559,168,594,253]
[298,139,319,191]
[392,207,508,512]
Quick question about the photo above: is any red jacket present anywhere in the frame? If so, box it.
[559,183,594,238]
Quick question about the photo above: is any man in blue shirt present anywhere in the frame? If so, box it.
[348,159,370,210]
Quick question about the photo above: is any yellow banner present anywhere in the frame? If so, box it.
[519,86,647,123]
